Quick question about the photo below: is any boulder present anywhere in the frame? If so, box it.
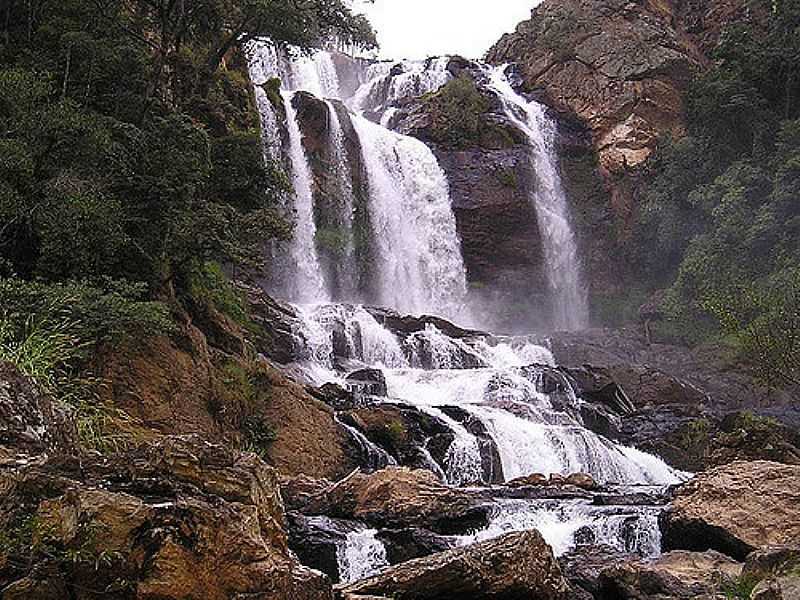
[660,461,800,560]
[287,513,363,583]
[596,550,742,599]
[342,403,453,476]
[0,435,333,600]
[304,467,489,535]
[559,545,628,598]
[338,530,569,599]
[376,528,454,565]
[346,368,388,398]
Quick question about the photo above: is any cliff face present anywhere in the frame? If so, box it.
[487,0,747,230]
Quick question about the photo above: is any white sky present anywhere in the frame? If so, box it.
[354,0,537,61]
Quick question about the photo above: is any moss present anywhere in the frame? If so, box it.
[423,76,493,150]
[187,261,252,329]
[494,167,518,188]
[316,225,352,257]
[262,77,285,114]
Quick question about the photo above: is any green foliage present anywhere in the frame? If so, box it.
[630,3,800,384]
[242,415,277,458]
[424,76,493,149]
[0,513,124,581]
[720,573,760,600]
[186,261,251,327]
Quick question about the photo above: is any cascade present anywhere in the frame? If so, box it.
[282,92,329,303]
[247,43,689,580]
[337,528,390,583]
[486,66,590,331]
[247,42,470,324]
[350,116,470,320]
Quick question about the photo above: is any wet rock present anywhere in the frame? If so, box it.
[559,545,628,598]
[338,530,569,599]
[596,550,743,599]
[439,405,504,483]
[376,528,454,565]
[342,404,453,475]
[660,461,800,560]
[0,435,333,600]
[573,526,597,547]
[0,362,78,458]
[364,307,486,341]
[238,282,300,363]
[281,473,333,511]
[312,382,359,411]
[566,473,599,490]
[346,368,388,397]
[304,467,490,535]
[508,473,549,487]
[287,513,362,583]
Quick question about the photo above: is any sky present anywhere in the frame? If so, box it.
[353,0,537,61]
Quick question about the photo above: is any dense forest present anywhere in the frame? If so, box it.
[631,0,800,387]
[0,0,375,438]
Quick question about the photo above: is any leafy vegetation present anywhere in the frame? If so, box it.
[0,0,375,449]
[632,0,800,386]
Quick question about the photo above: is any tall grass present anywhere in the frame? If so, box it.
[0,313,86,394]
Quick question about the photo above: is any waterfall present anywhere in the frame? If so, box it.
[337,528,389,583]
[487,67,590,331]
[351,116,470,320]
[247,43,471,323]
[282,92,330,303]
[324,103,360,298]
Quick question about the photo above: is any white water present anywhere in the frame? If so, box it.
[337,528,389,583]
[282,93,329,303]
[461,498,662,557]
[351,116,471,321]
[487,66,590,331]
[248,43,471,324]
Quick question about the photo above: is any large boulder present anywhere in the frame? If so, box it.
[338,530,569,599]
[95,325,362,480]
[0,435,332,600]
[660,461,800,560]
[304,467,489,534]
[596,550,742,599]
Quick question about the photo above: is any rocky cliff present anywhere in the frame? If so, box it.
[487,0,749,234]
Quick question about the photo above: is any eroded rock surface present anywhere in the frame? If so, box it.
[338,530,569,600]
[661,461,800,560]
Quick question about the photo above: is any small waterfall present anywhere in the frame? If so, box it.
[351,115,470,321]
[351,57,452,119]
[337,528,389,583]
[323,102,360,298]
[283,92,329,303]
[487,67,590,331]
[336,416,397,472]
[461,499,662,557]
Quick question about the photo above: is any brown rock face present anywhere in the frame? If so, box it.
[338,530,569,600]
[0,378,333,600]
[661,461,800,560]
[596,550,742,599]
[94,322,360,480]
[305,467,489,534]
[486,0,746,229]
